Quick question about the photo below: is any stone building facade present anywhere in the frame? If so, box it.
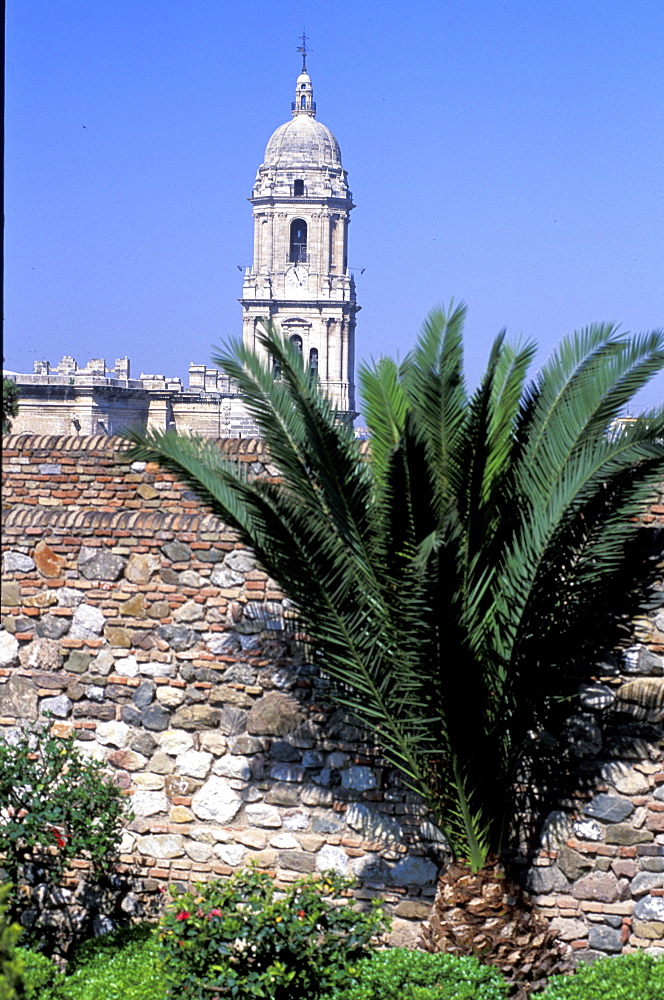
[4,55,357,437]
[2,432,664,961]
[2,356,255,439]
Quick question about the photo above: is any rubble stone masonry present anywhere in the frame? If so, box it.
[2,434,664,959]
[1,435,439,947]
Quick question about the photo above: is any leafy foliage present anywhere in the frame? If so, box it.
[158,868,389,999]
[0,885,24,1000]
[0,726,132,888]
[328,947,509,999]
[2,379,19,434]
[124,306,664,870]
[15,948,58,998]
[41,927,161,1000]
[539,951,664,1000]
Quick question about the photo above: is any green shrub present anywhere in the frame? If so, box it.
[49,928,163,1000]
[0,726,131,888]
[0,885,24,1000]
[330,947,510,1000]
[16,948,58,998]
[159,868,389,999]
[2,378,19,434]
[540,951,664,1000]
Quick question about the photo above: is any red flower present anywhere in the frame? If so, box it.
[297,910,306,918]
[208,908,222,918]
[47,826,67,848]
[176,910,190,921]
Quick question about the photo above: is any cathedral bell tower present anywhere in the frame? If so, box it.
[240,48,358,416]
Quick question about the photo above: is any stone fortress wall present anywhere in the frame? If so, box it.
[2,434,664,959]
[1,435,440,947]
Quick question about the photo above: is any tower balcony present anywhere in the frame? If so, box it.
[287,249,310,264]
[291,101,316,113]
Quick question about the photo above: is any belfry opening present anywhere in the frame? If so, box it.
[289,220,308,264]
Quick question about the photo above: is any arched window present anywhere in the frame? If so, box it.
[289,219,307,263]
[301,84,307,90]
[293,179,304,197]
[309,348,319,381]
[290,335,303,355]
[301,95,306,109]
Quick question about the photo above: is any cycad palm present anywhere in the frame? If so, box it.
[124,304,664,872]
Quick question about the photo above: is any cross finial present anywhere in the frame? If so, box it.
[296,29,310,73]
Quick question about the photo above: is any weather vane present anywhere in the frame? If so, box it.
[297,29,311,73]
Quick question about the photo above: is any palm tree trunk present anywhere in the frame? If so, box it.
[419,856,573,997]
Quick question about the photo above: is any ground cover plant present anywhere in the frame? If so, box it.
[16,947,58,998]
[0,885,24,1000]
[124,306,664,989]
[14,926,161,1000]
[50,926,162,1000]
[327,947,510,999]
[7,918,664,1000]
[159,868,389,1000]
[539,951,664,1000]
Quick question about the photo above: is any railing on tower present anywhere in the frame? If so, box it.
[292,101,316,113]
[287,247,310,264]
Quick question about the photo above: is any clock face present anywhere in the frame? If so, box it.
[285,265,309,291]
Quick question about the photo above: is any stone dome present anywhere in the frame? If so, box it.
[263,115,342,169]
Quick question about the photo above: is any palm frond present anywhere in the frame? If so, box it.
[359,356,409,488]
[123,304,664,873]
[401,302,469,508]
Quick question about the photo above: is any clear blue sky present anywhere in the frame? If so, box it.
[5,0,663,412]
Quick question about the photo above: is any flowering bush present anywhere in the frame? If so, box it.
[159,867,390,999]
[0,724,133,957]
[0,725,131,887]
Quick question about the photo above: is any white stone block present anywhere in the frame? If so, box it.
[70,603,106,639]
[114,655,139,678]
[132,791,169,818]
[0,632,19,668]
[158,729,194,755]
[316,845,348,874]
[214,843,246,866]
[212,754,251,780]
[191,777,243,824]
[270,833,299,849]
[136,834,184,859]
[95,721,131,747]
[176,749,213,779]
[244,803,282,829]
[156,686,186,708]
[132,772,165,790]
